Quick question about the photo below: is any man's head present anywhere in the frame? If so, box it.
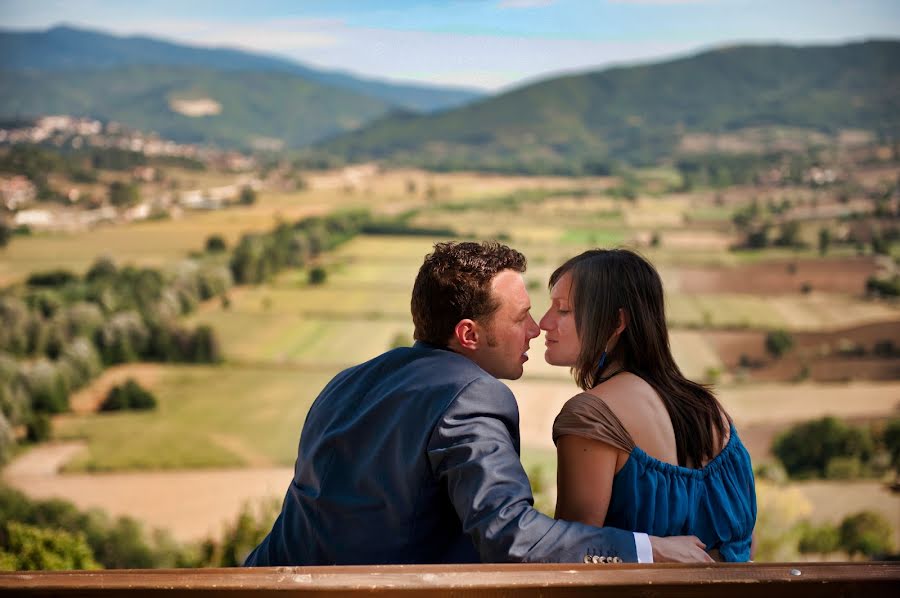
[411,241,539,379]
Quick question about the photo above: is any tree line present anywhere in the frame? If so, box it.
[0,208,379,464]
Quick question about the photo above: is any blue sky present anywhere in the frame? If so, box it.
[2,0,898,90]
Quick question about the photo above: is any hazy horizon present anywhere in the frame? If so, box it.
[1,0,898,91]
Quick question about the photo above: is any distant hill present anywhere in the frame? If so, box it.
[0,65,399,150]
[0,25,482,113]
[314,41,900,173]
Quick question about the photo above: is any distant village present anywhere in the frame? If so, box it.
[0,115,261,232]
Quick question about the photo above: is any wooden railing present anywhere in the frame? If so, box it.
[2,562,899,597]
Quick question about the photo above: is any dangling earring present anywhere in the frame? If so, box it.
[597,351,607,371]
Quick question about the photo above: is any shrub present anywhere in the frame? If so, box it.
[0,219,10,248]
[873,340,897,357]
[798,522,840,555]
[866,276,900,297]
[238,186,256,205]
[94,312,149,365]
[0,486,194,569]
[100,379,157,412]
[0,297,30,356]
[0,413,14,465]
[24,360,69,414]
[85,256,117,284]
[205,235,227,253]
[884,418,900,471]
[25,412,52,443]
[0,521,100,571]
[773,417,874,478]
[190,326,222,364]
[308,267,327,285]
[108,181,139,207]
[839,511,895,558]
[26,269,78,288]
[825,456,863,479]
[765,329,794,359]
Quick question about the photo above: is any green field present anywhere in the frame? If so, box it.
[55,365,334,471]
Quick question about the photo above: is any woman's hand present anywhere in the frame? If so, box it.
[650,535,714,563]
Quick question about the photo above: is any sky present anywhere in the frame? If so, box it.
[1,0,899,91]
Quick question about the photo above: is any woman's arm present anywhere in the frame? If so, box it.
[554,434,619,527]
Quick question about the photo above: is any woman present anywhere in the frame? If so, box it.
[539,249,756,561]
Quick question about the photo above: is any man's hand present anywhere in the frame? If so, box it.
[649,535,714,563]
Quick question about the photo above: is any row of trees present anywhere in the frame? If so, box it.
[0,257,231,462]
[229,210,369,285]
[1,209,377,463]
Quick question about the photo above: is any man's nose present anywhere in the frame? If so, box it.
[527,315,541,339]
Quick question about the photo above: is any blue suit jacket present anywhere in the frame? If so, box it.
[244,341,637,565]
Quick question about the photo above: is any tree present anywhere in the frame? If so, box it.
[239,186,256,205]
[772,417,875,478]
[775,221,802,248]
[190,325,222,364]
[205,234,227,253]
[108,181,140,207]
[884,418,900,473]
[839,511,895,558]
[765,329,794,359]
[308,267,327,285]
[818,227,831,256]
[0,219,11,249]
[100,379,157,412]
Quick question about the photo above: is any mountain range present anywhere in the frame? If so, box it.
[0,25,481,149]
[316,41,900,172]
[1,26,898,170]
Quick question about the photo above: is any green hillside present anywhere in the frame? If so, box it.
[0,65,394,149]
[0,25,483,113]
[314,41,900,172]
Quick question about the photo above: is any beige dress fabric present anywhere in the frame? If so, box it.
[552,392,635,452]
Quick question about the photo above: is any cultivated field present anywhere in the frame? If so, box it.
[4,166,899,557]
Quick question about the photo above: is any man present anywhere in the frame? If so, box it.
[245,241,711,565]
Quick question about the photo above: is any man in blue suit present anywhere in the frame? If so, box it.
[245,241,711,565]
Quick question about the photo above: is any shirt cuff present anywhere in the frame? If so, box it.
[634,532,653,564]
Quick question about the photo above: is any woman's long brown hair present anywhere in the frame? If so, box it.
[550,248,730,468]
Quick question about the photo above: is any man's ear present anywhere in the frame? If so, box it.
[453,319,480,351]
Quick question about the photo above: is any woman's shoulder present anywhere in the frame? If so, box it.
[553,392,635,452]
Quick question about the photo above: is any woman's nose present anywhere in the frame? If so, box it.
[538,310,552,330]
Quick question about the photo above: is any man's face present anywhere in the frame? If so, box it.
[471,269,541,380]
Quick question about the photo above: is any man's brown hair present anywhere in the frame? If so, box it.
[412,241,526,346]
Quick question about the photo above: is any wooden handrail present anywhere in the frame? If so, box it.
[2,562,899,597]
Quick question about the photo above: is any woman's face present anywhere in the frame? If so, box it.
[539,271,581,366]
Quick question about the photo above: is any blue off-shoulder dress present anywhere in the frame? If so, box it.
[553,392,757,562]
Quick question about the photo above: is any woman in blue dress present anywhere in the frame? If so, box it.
[539,249,756,562]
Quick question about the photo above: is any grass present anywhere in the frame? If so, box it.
[559,228,627,246]
[666,293,787,329]
[55,364,335,471]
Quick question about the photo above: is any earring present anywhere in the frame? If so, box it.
[597,351,607,370]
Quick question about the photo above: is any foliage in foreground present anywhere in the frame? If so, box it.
[0,484,279,571]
